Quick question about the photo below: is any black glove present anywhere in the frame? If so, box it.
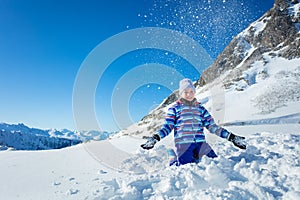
[141,134,160,150]
[228,133,246,149]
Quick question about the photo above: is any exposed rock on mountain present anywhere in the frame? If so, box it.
[197,0,300,87]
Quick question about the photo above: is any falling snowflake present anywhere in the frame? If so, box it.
[138,0,269,59]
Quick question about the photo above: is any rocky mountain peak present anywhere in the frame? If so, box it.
[275,0,298,10]
[197,0,299,87]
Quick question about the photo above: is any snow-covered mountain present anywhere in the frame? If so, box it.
[117,0,300,138]
[0,123,114,150]
[198,0,300,87]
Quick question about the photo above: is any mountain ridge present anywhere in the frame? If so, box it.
[0,122,114,150]
[197,0,299,87]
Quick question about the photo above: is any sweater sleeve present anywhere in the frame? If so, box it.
[157,106,176,139]
[201,105,230,139]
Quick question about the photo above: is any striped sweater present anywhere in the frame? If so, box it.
[157,98,230,144]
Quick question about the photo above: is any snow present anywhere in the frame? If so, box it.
[0,123,299,199]
[288,2,300,29]
[251,16,271,36]
[139,0,265,58]
[204,55,300,124]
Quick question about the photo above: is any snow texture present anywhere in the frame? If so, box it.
[0,125,299,199]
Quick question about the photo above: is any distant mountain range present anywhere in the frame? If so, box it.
[0,123,114,150]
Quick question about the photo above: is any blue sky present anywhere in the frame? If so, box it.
[0,0,274,132]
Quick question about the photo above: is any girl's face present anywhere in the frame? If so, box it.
[181,87,195,101]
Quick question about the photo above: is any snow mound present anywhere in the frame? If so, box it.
[88,130,300,199]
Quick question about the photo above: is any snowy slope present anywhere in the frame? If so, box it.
[0,123,299,199]
[200,55,300,125]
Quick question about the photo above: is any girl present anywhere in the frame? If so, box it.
[141,78,246,166]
